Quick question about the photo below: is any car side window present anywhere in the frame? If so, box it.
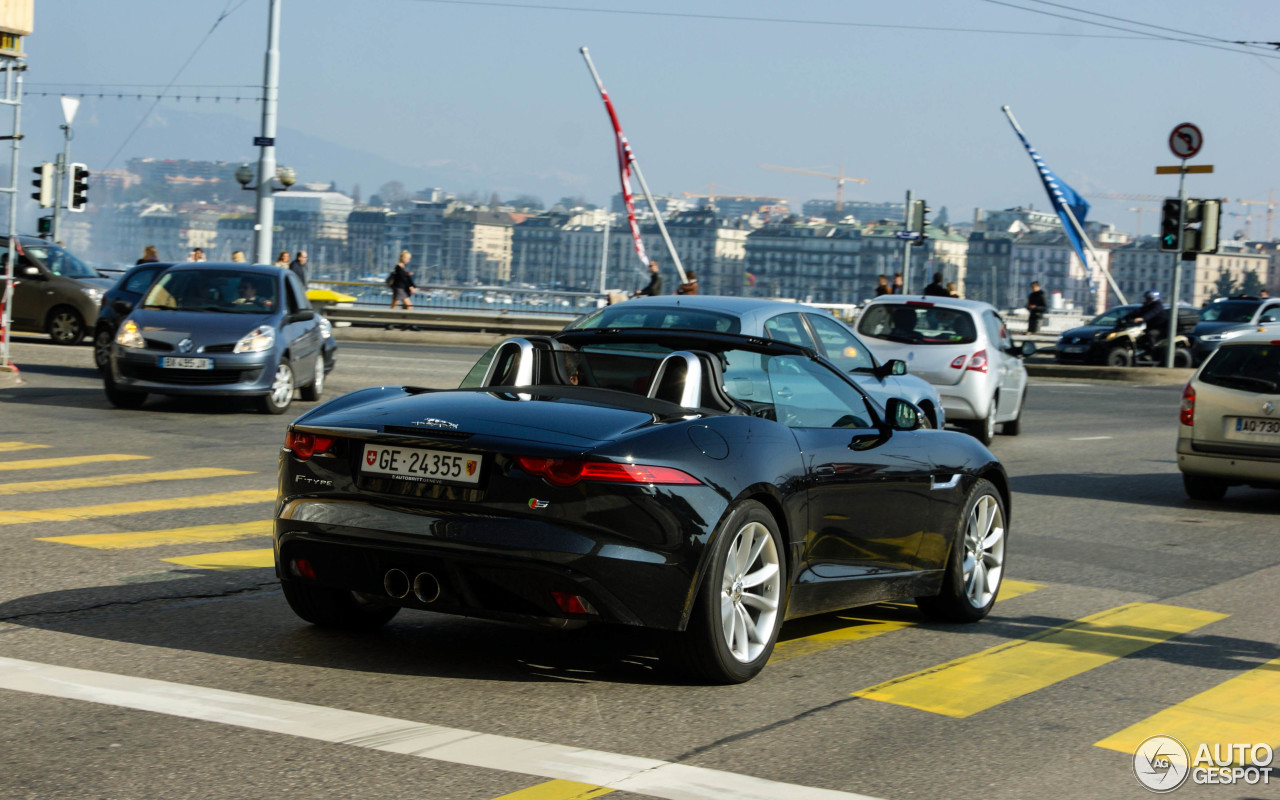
[983,311,1009,348]
[123,267,159,295]
[763,313,813,348]
[285,278,301,313]
[806,314,875,371]
[763,354,872,429]
[285,273,311,310]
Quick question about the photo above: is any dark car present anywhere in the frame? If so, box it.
[6,236,112,344]
[1056,303,1199,365]
[1192,296,1280,364]
[105,263,331,414]
[93,262,174,371]
[273,329,1010,683]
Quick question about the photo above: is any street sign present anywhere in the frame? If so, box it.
[1168,123,1203,159]
[1155,164,1213,175]
[253,136,275,147]
[894,231,921,241]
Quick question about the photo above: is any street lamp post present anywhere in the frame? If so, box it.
[253,0,282,264]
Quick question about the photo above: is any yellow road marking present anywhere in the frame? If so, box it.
[491,780,613,800]
[770,580,1045,664]
[1095,656,1280,760]
[0,490,276,526]
[852,602,1227,718]
[38,520,273,550]
[0,454,150,472]
[0,467,253,496]
[162,548,274,571]
[0,442,50,453]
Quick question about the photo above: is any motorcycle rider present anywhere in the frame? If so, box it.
[1120,290,1169,351]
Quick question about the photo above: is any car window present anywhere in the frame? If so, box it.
[286,272,311,310]
[123,267,161,295]
[761,354,872,429]
[285,278,301,313]
[1199,344,1280,393]
[805,314,875,371]
[143,270,278,313]
[1089,307,1136,327]
[1200,301,1260,323]
[982,311,1009,349]
[22,243,98,279]
[857,304,978,345]
[763,313,812,347]
[568,306,739,333]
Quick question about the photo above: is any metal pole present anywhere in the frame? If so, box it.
[902,189,913,294]
[1,61,21,370]
[579,47,686,285]
[254,0,281,264]
[1166,163,1188,368]
[51,124,70,242]
[599,217,609,294]
[1057,201,1126,306]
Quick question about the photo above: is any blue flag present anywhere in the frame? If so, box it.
[1004,113,1093,286]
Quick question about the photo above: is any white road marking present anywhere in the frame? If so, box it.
[0,656,880,800]
[1068,436,1113,441]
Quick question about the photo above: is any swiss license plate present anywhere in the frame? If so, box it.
[1231,416,1280,438]
[361,443,482,485]
[159,357,213,370]
[1061,345,1087,354]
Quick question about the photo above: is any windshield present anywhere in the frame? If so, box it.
[143,269,278,314]
[23,243,99,279]
[1200,301,1260,323]
[568,305,741,333]
[1200,343,1280,393]
[1089,306,1137,327]
[856,303,978,345]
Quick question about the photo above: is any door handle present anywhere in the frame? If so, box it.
[930,474,961,490]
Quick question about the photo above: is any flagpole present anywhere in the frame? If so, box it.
[1002,106,1126,308]
[580,47,687,286]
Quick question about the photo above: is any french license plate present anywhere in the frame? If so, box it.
[1230,416,1280,439]
[1061,345,1087,354]
[361,443,481,485]
[159,357,213,370]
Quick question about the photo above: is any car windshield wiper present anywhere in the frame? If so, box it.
[1210,374,1279,393]
[141,303,171,310]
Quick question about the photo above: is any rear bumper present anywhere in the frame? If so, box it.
[1177,437,1280,486]
[274,494,708,631]
[937,372,993,421]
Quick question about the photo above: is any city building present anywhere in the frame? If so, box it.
[744,219,862,304]
[1110,238,1270,307]
[802,199,906,225]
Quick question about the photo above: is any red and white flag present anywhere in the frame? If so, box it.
[594,88,649,267]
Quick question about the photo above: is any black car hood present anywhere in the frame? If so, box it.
[1058,324,1113,340]
[1193,321,1241,336]
[306,388,667,448]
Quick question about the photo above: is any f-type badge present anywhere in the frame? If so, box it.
[411,418,459,429]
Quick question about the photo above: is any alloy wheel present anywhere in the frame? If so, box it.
[270,363,294,406]
[719,520,781,663]
[962,494,1005,608]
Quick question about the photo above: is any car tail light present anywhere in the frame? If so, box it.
[285,430,334,460]
[1180,382,1195,426]
[515,456,701,486]
[967,349,989,373]
[906,301,934,307]
[950,355,967,369]
[550,590,597,615]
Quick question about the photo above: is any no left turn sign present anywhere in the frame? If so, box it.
[1169,123,1203,159]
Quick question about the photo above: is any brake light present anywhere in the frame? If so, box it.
[550,591,597,615]
[906,301,935,307]
[515,456,701,486]
[950,355,967,369]
[1180,382,1195,426]
[967,349,989,373]
[284,430,334,460]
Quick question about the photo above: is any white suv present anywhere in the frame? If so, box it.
[1178,330,1280,500]
[856,296,1033,444]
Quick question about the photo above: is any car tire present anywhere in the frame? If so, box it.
[1106,347,1133,367]
[93,326,113,373]
[281,579,400,630]
[299,352,325,401]
[966,400,996,446]
[664,500,786,684]
[916,478,1006,623]
[46,306,85,346]
[1174,347,1194,369]
[919,402,938,430]
[1002,389,1026,436]
[1182,473,1227,501]
[260,358,295,414]
[103,378,147,410]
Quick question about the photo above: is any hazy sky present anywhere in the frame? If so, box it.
[21,0,1280,234]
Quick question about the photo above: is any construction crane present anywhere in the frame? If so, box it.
[680,183,788,203]
[758,164,866,212]
[1237,189,1275,241]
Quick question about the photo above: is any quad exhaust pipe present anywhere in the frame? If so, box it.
[383,568,441,604]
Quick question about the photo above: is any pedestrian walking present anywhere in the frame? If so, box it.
[1026,281,1048,333]
[676,269,699,295]
[387,250,417,310]
[274,250,291,268]
[290,250,309,288]
[136,245,159,265]
[634,260,663,297]
[188,247,206,262]
[230,250,246,263]
[890,273,903,294]
[924,271,949,297]
[874,275,891,296]
[946,281,959,298]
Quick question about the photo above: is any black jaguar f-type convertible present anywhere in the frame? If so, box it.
[274,329,1010,683]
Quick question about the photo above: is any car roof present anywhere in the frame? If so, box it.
[863,294,998,314]
[163,262,283,275]
[1213,330,1280,346]
[618,295,832,316]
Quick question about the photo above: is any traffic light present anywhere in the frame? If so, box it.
[1159,198,1182,251]
[912,199,930,246]
[30,161,53,207]
[36,216,51,236]
[68,162,89,212]
[1183,198,1221,255]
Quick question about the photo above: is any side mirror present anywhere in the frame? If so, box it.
[1261,314,1278,324]
[21,265,40,278]
[885,397,923,431]
[288,309,316,323]
[111,300,131,316]
[872,358,908,379]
